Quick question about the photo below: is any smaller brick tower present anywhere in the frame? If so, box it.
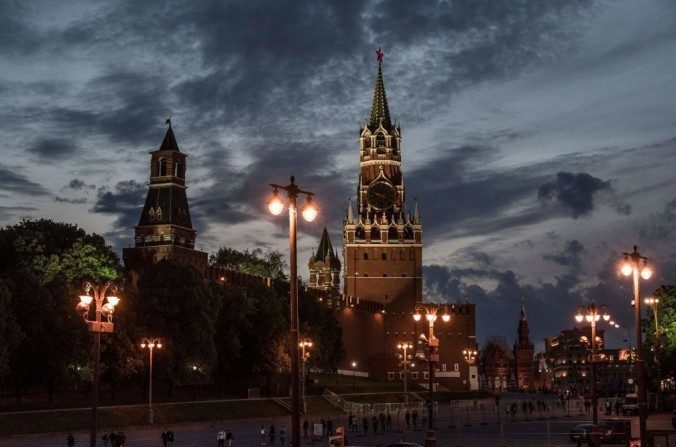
[513,296,535,390]
[123,121,207,288]
[308,226,341,294]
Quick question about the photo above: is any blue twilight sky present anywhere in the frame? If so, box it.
[0,0,674,351]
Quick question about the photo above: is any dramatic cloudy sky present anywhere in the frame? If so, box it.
[1,0,675,351]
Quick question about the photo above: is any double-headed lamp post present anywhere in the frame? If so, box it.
[575,303,610,425]
[462,348,478,391]
[621,245,653,444]
[140,338,162,425]
[644,296,661,410]
[413,304,451,447]
[397,342,413,405]
[76,282,120,447]
[299,339,313,414]
[267,176,317,447]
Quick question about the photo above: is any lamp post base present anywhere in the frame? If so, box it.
[424,430,436,447]
[147,406,153,425]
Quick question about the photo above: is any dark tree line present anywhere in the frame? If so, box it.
[0,219,343,405]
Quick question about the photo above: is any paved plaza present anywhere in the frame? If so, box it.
[1,400,673,447]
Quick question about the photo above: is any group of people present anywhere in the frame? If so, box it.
[67,430,128,447]
[259,424,287,445]
[217,428,235,447]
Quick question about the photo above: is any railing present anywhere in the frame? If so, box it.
[322,389,436,416]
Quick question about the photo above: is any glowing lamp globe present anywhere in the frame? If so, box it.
[80,295,93,305]
[301,197,318,222]
[575,314,583,323]
[426,313,437,323]
[442,314,451,322]
[107,296,120,306]
[621,262,633,277]
[267,190,284,215]
[640,266,652,280]
[413,313,422,322]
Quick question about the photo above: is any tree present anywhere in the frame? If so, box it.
[210,247,287,280]
[0,281,21,381]
[644,285,676,389]
[0,219,122,402]
[133,260,221,389]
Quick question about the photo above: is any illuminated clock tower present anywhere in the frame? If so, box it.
[343,48,423,313]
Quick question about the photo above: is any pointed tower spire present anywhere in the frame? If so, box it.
[520,295,527,320]
[369,47,392,130]
[159,121,181,152]
[413,198,420,224]
[347,198,354,224]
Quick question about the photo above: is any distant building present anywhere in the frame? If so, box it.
[544,328,633,395]
[513,297,534,390]
[307,227,341,294]
[479,337,514,392]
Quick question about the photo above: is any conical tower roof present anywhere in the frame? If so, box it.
[313,226,341,269]
[369,52,392,131]
[158,122,181,152]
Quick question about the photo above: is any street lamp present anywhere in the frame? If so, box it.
[413,304,451,447]
[574,302,610,425]
[621,245,653,444]
[140,338,162,424]
[299,339,313,414]
[76,282,120,447]
[644,296,662,410]
[190,364,203,401]
[267,176,317,447]
[462,348,478,391]
[397,342,413,405]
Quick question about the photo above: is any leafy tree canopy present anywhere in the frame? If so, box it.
[210,247,287,281]
[644,285,676,384]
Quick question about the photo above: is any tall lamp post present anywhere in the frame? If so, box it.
[299,339,313,414]
[644,296,661,410]
[267,176,317,447]
[621,246,653,444]
[462,348,477,391]
[575,303,610,425]
[413,304,451,447]
[140,338,162,424]
[76,282,120,447]
[397,342,413,405]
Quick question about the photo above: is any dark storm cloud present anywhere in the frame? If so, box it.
[54,196,87,204]
[0,164,50,196]
[64,178,95,191]
[91,180,145,227]
[27,138,79,160]
[190,139,353,237]
[542,240,585,269]
[637,198,676,242]
[0,205,39,221]
[537,172,611,218]
[423,248,638,348]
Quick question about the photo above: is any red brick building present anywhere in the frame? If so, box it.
[514,297,535,390]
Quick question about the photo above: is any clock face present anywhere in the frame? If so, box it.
[367,181,396,210]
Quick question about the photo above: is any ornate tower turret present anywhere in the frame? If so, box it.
[123,121,208,288]
[513,296,535,390]
[308,227,341,294]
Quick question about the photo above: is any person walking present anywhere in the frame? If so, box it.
[303,420,309,438]
[605,400,611,416]
[109,431,117,447]
[161,430,170,447]
[269,425,276,445]
[378,413,385,433]
[166,429,174,447]
[386,413,392,431]
[412,409,418,429]
[351,415,358,433]
[348,413,354,432]
[279,426,286,444]
[327,418,333,436]
[260,426,267,446]
[225,429,234,447]
[67,433,75,447]
[118,432,126,447]
[102,433,109,447]
[372,415,378,434]
[405,410,411,429]
[362,416,369,435]
[217,428,226,447]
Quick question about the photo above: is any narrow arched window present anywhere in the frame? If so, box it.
[371,227,380,240]
[177,163,185,179]
[158,158,167,176]
[403,226,413,240]
[355,227,365,239]
[388,227,398,241]
[363,251,368,260]
[381,252,387,260]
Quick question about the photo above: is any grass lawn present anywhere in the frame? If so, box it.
[0,399,289,436]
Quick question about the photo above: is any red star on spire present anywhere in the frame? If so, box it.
[376,47,384,63]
